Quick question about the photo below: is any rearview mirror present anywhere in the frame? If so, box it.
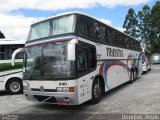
[67,39,78,61]
[12,48,24,66]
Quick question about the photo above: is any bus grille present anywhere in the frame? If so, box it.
[31,88,57,92]
[34,95,57,103]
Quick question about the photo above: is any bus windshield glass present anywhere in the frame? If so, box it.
[28,14,75,41]
[23,41,75,80]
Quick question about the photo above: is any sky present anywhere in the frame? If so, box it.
[0,0,157,41]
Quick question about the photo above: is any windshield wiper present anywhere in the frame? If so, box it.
[28,67,36,80]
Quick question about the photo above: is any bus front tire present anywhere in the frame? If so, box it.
[89,79,103,104]
[6,78,23,94]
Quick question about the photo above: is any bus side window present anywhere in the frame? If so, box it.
[135,41,138,51]
[118,34,125,48]
[130,38,135,50]
[107,28,116,45]
[125,37,130,49]
[77,48,88,72]
[77,43,97,74]
[89,47,97,69]
[142,52,145,62]
[107,28,112,45]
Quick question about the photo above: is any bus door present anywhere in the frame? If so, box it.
[76,41,97,103]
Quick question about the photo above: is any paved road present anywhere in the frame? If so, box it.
[0,65,160,120]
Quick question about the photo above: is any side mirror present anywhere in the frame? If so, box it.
[12,48,24,66]
[67,39,78,61]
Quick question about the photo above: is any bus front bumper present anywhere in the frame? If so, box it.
[0,80,5,91]
[142,63,147,72]
[24,89,79,105]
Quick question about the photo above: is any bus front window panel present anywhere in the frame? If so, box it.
[24,41,76,80]
[29,21,50,41]
[42,41,75,79]
[23,45,43,79]
[52,15,74,36]
[28,15,75,41]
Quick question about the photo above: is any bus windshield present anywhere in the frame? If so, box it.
[28,14,75,41]
[23,41,75,80]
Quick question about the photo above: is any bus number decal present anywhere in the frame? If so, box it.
[59,82,67,86]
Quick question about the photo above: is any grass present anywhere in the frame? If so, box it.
[0,62,22,72]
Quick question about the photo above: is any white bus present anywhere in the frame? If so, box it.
[142,49,151,72]
[12,12,142,105]
[0,70,23,94]
[0,39,24,94]
[0,39,25,60]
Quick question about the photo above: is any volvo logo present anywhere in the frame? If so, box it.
[40,86,44,91]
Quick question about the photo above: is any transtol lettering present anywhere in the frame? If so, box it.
[106,48,123,57]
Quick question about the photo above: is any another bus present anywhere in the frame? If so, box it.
[0,39,25,60]
[0,70,23,94]
[0,39,24,94]
[12,12,142,105]
[142,49,151,73]
[152,53,160,64]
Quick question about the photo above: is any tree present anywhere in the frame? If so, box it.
[123,1,160,53]
[123,8,139,38]
[137,5,151,42]
[0,31,5,38]
[150,1,160,53]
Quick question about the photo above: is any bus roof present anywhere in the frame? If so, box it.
[0,39,25,45]
[32,11,140,42]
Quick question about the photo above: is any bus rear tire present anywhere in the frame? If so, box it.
[6,78,23,94]
[134,69,138,81]
[148,65,151,71]
[129,70,134,84]
[89,79,103,104]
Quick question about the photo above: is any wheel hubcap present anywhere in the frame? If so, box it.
[10,82,20,92]
[130,71,134,81]
[132,72,134,81]
[94,84,101,98]
[134,72,137,79]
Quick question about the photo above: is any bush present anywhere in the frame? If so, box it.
[0,62,22,72]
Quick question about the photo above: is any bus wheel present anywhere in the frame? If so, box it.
[129,70,134,84]
[6,78,23,94]
[149,65,151,71]
[134,69,138,81]
[89,78,102,104]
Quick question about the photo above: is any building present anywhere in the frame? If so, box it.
[0,39,25,60]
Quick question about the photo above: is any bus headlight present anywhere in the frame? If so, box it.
[56,87,63,92]
[56,87,74,92]
[63,87,69,92]
[23,81,30,90]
